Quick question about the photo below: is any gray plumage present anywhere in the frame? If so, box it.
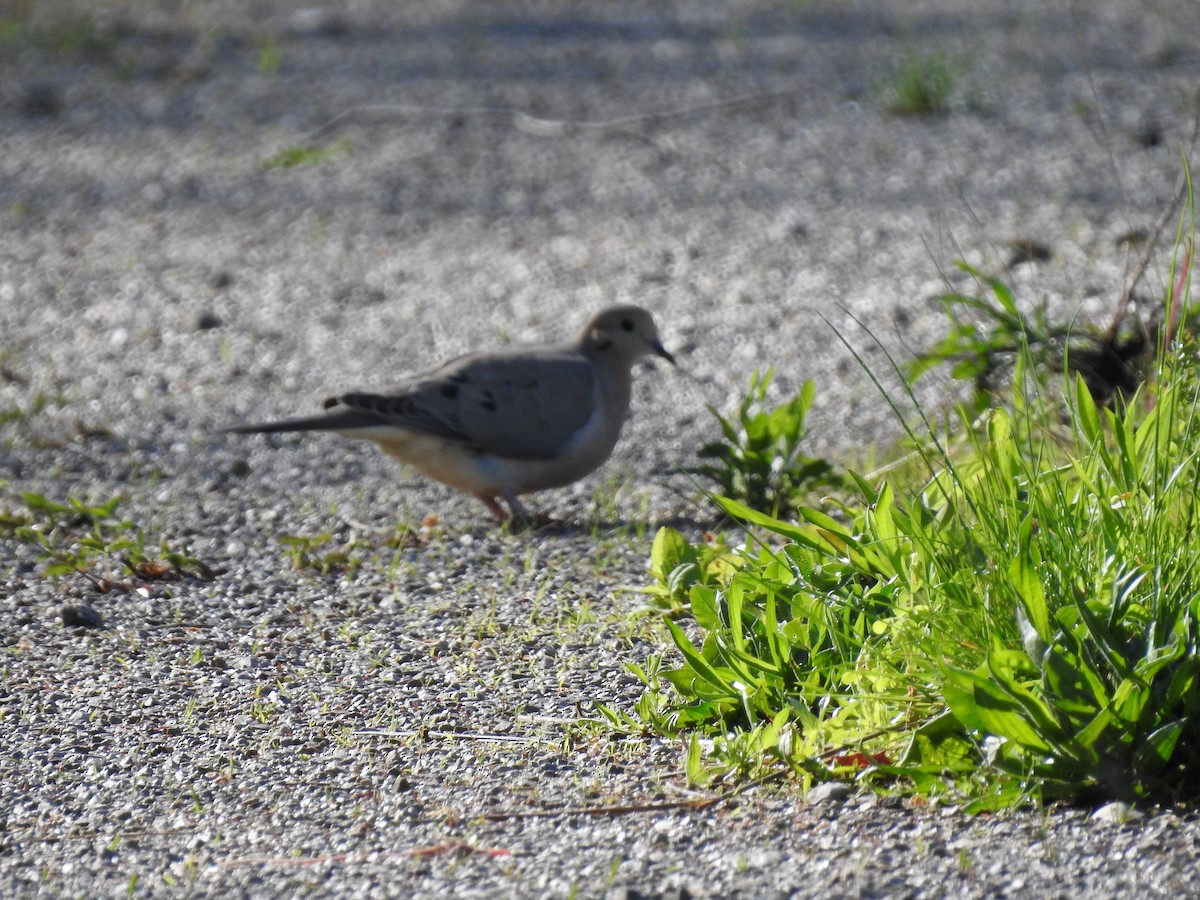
[227,305,674,520]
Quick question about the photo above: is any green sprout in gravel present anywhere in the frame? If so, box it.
[0,491,212,590]
[256,34,282,75]
[617,215,1200,809]
[263,138,352,171]
[278,531,370,576]
[278,525,421,578]
[0,353,70,443]
[691,370,841,518]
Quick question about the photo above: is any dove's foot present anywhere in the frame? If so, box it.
[477,493,558,530]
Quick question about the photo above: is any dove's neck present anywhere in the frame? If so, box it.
[591,356,633,436]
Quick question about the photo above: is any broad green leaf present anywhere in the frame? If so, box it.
[798,378,816,415]
[715,638,785,681]
[761,590,788,671]
[986,409,1019,483]
[662,667,736,702]
[726,580,746,652]
[897,710,975,768]
[1164,660,1198,710]
[987,650,1064,746]
[1074,707,1113,762]
[1074,375,1103,444]
[650,527,694,582]
[988,275,1019,318]
[1042,650,1103,716]
[709,634,762,689]
[1133,721,1183,772]
[1009,548,1051,645]
[689,585,721,632]
[1110,407,1140,491]
[847,470,882,505]
[1071,592,1129,679]
[685,733,704,786]
[951,358,985,380]
[665,619,735,694]
[795,506,856,544]
[971,671,1055,753]
[941,671,983,731]
[710,494,816,546]
[1111,678,1150,727]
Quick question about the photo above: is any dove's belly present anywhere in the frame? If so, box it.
[372,407,623,497]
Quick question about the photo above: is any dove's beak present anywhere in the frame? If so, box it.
[651,340,676,366]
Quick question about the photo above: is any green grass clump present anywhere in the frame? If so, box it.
[907,262,1151,414]
[612,224,1200,809]
[882,51,957,116]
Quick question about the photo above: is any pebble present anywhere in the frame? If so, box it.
[60,604,103,629]
[807,782,853,805]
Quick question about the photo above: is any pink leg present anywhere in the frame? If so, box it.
[477,495,510,521]
[477,492,538,527]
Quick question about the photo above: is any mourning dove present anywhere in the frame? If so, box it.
[227,305,674,521]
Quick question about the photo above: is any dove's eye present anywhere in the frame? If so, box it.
[621,319,635,332]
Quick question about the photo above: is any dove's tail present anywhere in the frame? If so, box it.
[224,410,380,435]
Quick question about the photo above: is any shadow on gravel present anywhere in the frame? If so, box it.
[4,3,1136,139]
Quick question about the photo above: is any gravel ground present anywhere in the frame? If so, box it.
[3,0,1200,896]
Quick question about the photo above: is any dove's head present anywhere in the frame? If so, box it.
[581,305,675,366]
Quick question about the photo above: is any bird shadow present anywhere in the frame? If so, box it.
[495,510,723,539]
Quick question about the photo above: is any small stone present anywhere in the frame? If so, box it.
[1005,237,1053,268]
[196,310,223,330]
[20,81,62,117]
[1133,120,1163,148]
[606,889,648,900]
[288,8,348,38]
[1091,801,1142,825]
[142,182,167,206]
[61,604,103,629]
[1115,228,1149,247]
[807,781,853,805]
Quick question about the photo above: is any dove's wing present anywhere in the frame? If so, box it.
[324,346,597,461]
